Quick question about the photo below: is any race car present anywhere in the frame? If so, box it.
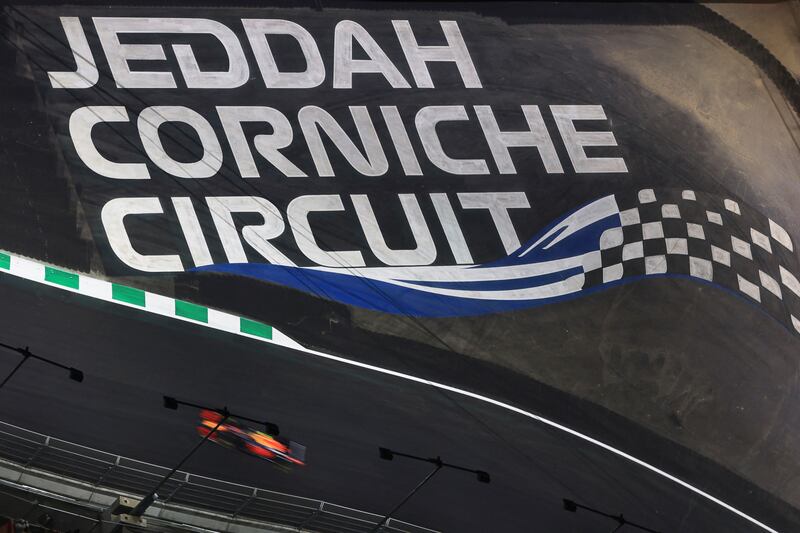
[197,410,306,467]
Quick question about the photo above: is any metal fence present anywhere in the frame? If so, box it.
[0,421,437,533]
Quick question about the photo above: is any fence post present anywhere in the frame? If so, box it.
[231,487,258,520]
[298,500,324,531]
[90,457,119,500]
[22,436,49,468]
[159,471,190,508]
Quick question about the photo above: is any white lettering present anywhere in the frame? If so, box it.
[430,193,473,264]
[217,106,306,178]
[94,17,248,89]
[172,197,213,267]
[243,19,325,89]
[334,21,410,89]
[101,197,182,271]
[207,196,294,265]
[352,194,436,266]
[458,192,530,254]
[551,105,628,173]
[476,105,563,174]
[287,195,365,267]
[299,106,388,177]
[49,17,98,89]
[380,106,422,175]
[69,106,149,179]
[138,106,222,178]
[392,20,481,88]
[416,106,488,175]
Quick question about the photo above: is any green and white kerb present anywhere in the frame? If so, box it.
[0,250,301,350]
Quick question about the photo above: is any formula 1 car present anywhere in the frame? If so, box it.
[197,410,306,467]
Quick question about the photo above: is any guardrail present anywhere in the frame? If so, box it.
[0,420,438,533]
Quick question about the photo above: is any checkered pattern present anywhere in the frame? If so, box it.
[584,188,800,335]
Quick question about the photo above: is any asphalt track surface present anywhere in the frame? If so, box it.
[0,274,797,532]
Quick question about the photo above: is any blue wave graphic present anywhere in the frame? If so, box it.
[193,195,623,317]
[186,187,800,337]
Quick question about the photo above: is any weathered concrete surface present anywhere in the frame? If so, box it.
[710,1,800,78]
[591,23,800,226]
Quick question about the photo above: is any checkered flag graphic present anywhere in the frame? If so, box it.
[583,188,800,336]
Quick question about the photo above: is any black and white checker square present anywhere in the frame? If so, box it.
[585,187,800,336]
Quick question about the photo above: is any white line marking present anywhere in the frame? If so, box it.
[0,251,781,533]
[80,276,112,300]
[208,309,240,334]
[11,256,44,281]
[146,292,174,317]
[295,344,781,533]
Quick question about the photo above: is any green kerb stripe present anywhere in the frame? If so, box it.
[175,300,208,323]
[44,267,79,289]
[240,318,272,339]
[0,252,9,270]
[112,284,145,306]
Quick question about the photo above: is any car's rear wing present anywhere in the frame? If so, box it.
[289,441,306,462]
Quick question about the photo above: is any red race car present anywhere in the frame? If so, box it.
[197,410,306,467]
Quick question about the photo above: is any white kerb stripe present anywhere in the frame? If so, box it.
[80,276,113,300]
[10,256,44,281]
[208,309,240,334]
[146,292,174,317]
